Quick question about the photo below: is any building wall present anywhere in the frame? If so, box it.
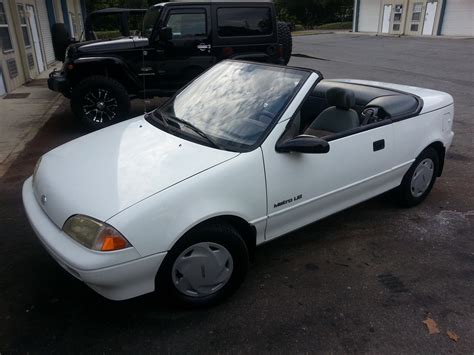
[0,0,27,92]
[0,0,84,95]
[355,0,473,37]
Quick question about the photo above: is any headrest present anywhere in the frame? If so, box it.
[326,87,355,110]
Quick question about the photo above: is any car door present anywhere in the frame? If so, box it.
[261,112,396,241]
[152,6,215,90]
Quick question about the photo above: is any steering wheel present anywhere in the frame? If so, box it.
[257,109,275,124]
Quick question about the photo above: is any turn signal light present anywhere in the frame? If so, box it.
[100,235,129,251]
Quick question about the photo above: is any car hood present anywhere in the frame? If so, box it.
[73,36,148,55]
[32,116,239,228]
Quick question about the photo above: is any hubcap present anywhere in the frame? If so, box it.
[171,242,233,298]
[83,88,118,123]
[410,158,434,197]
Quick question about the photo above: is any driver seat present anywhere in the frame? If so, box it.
[305,87,359,136]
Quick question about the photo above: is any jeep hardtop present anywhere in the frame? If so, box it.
[48,0,292,130]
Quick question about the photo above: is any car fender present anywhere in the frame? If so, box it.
[392,103,454,181]
[72,56,142,89]
[106,149,268,257]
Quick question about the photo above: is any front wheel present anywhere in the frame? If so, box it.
[71,76,130,131]
[394,147,439,207]
[157,224,249,308]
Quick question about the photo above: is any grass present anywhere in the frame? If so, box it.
[315,21,353,30]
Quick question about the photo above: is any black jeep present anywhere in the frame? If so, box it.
[48,1,292,130]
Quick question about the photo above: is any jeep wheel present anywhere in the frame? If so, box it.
[277,21,292,65]
[157,224,249,308]
[71,76,130,131]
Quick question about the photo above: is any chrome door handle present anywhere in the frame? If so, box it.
[197,43,211,51]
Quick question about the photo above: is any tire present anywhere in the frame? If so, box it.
[395,147,439,207]
[277,21,292,65]
[71,76,131,131]
[51,23,71,62]
[156,224,249,308]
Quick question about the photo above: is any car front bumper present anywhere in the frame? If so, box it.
[47,70,70,94]
[22,177,166,300]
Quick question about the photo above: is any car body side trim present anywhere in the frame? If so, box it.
[267,160,414,218]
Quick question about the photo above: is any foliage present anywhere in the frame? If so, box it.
[86,0,354,28]
[275,0,353,27]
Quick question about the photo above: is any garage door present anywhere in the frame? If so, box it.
[36,0,55,64]
[441,0,474,36]
[358,0,381,32]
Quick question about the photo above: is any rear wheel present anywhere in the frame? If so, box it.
[395,147,439,207]
[157,224,249,308]
[277,21,292,65]
[71,76,130,131]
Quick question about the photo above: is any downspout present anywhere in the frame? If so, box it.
[436,0,447,36]
[60,0,71,34]
[80,0,86,23]
[353,0,360,32]
[45,0,56,27]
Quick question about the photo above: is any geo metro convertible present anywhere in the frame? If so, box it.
[23,60,454,307]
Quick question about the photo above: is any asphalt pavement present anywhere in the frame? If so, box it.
[0,33,473,353]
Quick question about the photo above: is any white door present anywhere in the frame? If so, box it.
[359,0,381,32]
[36,0,55,64]
[262,118,396,241]
[0,68,6,96]
[422,1,438,35]
[382,4,392,33]
[25,5,45,73]
[441,0,474,36]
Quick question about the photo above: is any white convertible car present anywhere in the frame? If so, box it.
[23,60,454,307]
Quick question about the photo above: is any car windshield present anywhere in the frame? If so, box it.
[154,61,309,151]
[142,6,161,38]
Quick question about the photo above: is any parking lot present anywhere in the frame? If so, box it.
[0,33,473,353]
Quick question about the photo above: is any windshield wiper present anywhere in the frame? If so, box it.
[149,109,169,130]
[166,114,222,150]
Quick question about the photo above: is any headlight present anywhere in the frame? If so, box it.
[62,215,131,252]
[32,156,42,185]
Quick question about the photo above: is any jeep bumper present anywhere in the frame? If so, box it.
[48,70,70,94]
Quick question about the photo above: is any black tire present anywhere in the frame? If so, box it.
[394,147,439,207]
[51,23,71,62]
[156,224,249,308]
[71,76,131,131]
[277,21,292,65]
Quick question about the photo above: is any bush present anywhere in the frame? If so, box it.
[95,30,122,39]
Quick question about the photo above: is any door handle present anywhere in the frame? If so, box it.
[197,43,211,52]
[373,139,385,151]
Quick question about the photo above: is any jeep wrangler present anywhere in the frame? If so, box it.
[48,0,292,130]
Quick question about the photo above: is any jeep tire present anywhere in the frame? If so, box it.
[277,21,292,65]
[71,76,131,131]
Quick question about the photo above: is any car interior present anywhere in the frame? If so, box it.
[289,80,422,139]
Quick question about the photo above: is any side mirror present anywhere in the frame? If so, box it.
[276,135,330,154]
[159,26,172,41]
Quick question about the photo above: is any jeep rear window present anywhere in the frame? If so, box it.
[217,8,272,37]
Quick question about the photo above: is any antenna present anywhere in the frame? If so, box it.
[142,48,148,114]
[141,19,149,115]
